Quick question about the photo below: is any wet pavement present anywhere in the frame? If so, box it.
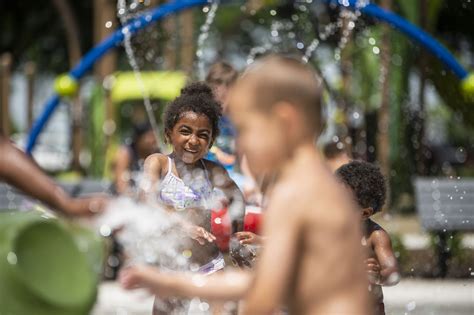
[92,278,473,315]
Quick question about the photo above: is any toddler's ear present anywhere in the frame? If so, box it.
[362,207,374,219]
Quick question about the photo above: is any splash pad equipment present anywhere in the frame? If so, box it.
[26,0,472,153]
[0,211,104,315]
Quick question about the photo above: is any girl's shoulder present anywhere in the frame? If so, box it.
[144,153,169,171]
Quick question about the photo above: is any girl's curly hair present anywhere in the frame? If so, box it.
[164,82,222,145]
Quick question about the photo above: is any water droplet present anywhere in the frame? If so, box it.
[100,224,112,237]
[105,21,113,28]
[406,301,416,311]
[199,302,210,312]
[7,252,17,265]
[108,255,120,267]
[182,249,192,258]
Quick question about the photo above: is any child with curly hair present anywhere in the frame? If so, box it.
[143,81,245,269]
[336,160,400,315]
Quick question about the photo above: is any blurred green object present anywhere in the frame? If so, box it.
[54,74,78,97]
[461,72,474,101]
[110,71,187,103]
[0,211,103,315]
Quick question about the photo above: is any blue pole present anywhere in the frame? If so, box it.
[26,0,208,154]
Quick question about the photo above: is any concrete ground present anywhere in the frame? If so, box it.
[92,278,473,315]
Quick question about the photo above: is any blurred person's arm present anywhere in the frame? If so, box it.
[113,146,132,195]
[370,230,400,286]
[240,186,301,315]
[0,136,106,216]
[121,265,251,301]
[234,231,264,245]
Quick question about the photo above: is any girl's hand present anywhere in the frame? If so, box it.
[186,225,216,245]
[365,258,381,284]
[234,231,262,245]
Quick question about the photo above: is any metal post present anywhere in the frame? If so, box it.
[0,53,12,136]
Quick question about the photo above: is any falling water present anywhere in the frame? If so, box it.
[196,2,219,80]
[117,0,161,145]
[302,39,320,63]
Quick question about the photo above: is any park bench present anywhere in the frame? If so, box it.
[414,177,474,277]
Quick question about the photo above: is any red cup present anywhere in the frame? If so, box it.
[244,206,262,234]
[211,208,231,252]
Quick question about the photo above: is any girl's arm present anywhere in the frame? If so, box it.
[121,265,252,301]
[141,153,165,203]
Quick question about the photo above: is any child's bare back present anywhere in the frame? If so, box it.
[242,148,369,315]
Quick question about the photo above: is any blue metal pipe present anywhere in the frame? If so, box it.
[27,0,470,153]
[26,0,208,154]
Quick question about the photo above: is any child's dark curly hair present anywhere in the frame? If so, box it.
[335,160,386,214]
[164,82,222,145]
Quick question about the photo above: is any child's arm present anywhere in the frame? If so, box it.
[0,136,107,216]
[234,231,264,245]
[120,265,251,301]
[371,230,400,286]
[240,186,301,314]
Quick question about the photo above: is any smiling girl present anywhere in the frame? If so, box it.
[143,82,245,273]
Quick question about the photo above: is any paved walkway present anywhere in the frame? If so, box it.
[92,279,473,315]
[384,279,473,315]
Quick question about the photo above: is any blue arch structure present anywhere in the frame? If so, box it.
[26,0,471,154]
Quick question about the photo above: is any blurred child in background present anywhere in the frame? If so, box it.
[336,160,400,315]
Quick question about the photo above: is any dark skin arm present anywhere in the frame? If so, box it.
[0,136,106,216]
[369,229,400,286]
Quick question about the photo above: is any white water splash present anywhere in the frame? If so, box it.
[302,38,320,63]
[117,0,161,145]
[196,2,219,80]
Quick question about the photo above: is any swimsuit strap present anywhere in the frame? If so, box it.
[200,159,212,187]
[166,156,173,177]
